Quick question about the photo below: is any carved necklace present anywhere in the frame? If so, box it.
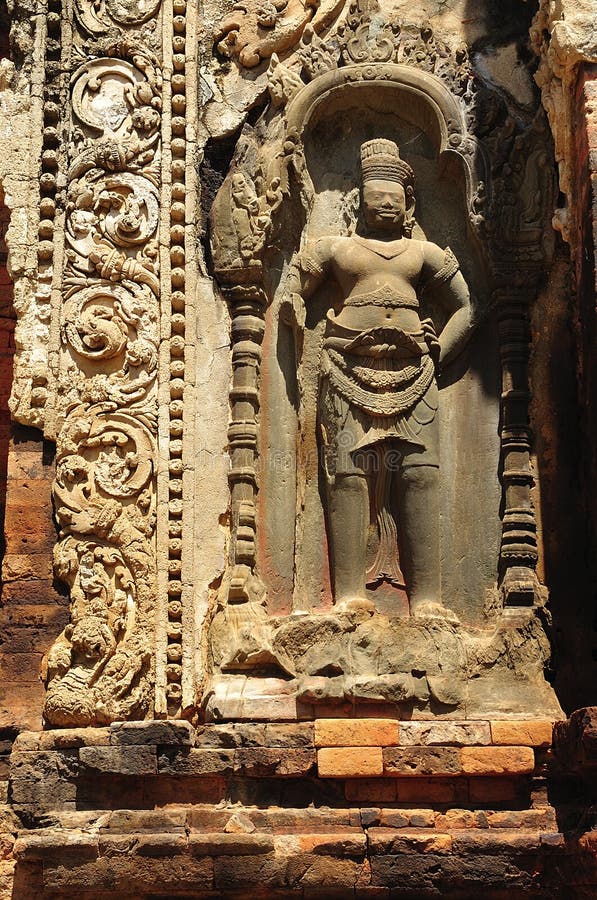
[352,233,410,260]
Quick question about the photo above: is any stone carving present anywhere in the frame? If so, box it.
[214,0,346,67]
[337,0,400,65]
[284,139,472,618]
[207,16,560,721]
[42,47,161,726]
[74,0,163,35]
[44,409,155,726]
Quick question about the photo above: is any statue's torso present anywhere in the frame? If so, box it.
[327,234,426,333]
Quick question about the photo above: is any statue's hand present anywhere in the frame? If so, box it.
[421,317,440,368]
[280,293,305,331]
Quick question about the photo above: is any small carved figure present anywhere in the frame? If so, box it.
[284,139,472,618]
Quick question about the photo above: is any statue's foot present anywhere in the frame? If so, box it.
[411,600,459,624]
[335,596,376,616]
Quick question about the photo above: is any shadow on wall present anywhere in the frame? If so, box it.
[458,0,595,712]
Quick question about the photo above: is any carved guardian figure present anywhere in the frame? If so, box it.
[285,139,472,618]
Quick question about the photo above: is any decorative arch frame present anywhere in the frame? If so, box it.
[212,57,541,616]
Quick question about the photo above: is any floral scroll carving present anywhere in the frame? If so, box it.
[214,0,346,67]
[74,0,163,35]
[43,47,161,726]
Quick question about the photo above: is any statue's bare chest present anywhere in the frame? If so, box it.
[331,237,424,286]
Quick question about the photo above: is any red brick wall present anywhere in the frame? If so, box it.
[0,13,67,732]
[0,209,67,732]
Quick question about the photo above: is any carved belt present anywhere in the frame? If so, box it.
[324,320,427,359]
[343,285,419,311]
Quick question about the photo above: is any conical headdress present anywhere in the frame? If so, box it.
[360,139,414,187]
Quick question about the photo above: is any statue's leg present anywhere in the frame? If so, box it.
[327,471,370,607]
[395,463,441,612]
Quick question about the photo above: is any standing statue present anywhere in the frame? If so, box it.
[284,139,472,619]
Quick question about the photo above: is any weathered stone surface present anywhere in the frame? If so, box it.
[100,810,188,833]
[369,829,453,855]
[318,748,383,778]
[460,747,535,776]
[490,720,553,748]
[315,719,399,748]
[189,833,275,856]
[110,721,194,746]
[0,3,593,899]
[553,707,597,772]
[398,721,491,746]
[383,747,461,777]
[234,748,316,777]
[157,749,235,776]
[78,746,157,776]
[13,831,99,860]
[9,750,78,812]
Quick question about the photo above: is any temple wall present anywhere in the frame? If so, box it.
[0,0,596,896]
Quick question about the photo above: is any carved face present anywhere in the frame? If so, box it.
[362,179,406,232]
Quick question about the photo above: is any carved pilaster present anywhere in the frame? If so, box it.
[223,280,266,602]
[497,291,538,605]
[42,7,163,725]
[155,0,200,718]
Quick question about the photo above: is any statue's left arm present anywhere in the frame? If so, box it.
[421,242,473,368]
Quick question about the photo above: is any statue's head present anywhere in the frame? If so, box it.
[360,139,415,235]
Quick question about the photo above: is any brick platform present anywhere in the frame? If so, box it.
[5,715,597,897]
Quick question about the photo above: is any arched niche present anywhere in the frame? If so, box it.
[256,63,499,624]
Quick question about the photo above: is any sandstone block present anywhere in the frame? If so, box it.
[451,831,541,853]
[369,829,452,855]
[264,722,315,747]
[376,810,408,828]
[12,733,41,752]
[43,857,214,893]
[125,833,189,856]
[223,811,256,834]
[9,749,78,810]
[461,746,534,775]
[486,807,557,829]
[277,832,367,858]
[157,748,234,776]
[552,707,597,772]
[1,553,53,581]
[38,728,110,750]
[315,719,399,748]
[234,748,316,777]
[398,721,491,746]
[318,747,383,778]
[189,832,275,856]
[405,810,436,828]
[101,809,187,833]
[491,720,553,748]
[213,854,285,891]
[288,854,365,890]
[195,723,267,747]
[434,809,480,829]
[383,747,461,776]
[110,720,194,746]
[13,831,99,860]
[79,745,157,776]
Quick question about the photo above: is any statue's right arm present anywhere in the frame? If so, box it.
[280,237,332,330]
